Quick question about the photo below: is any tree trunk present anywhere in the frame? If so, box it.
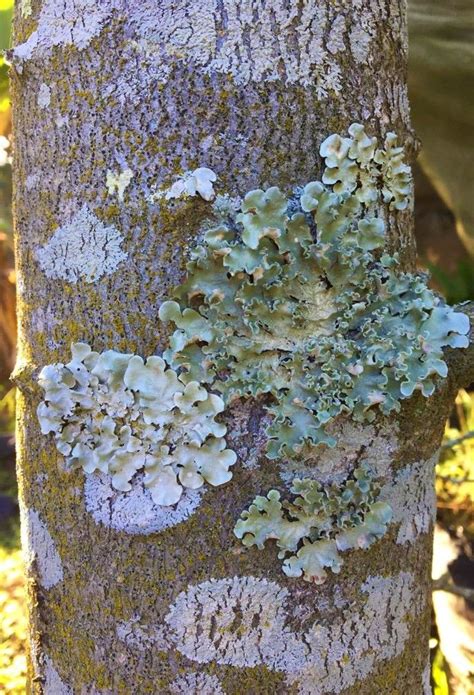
[10,2,473,694]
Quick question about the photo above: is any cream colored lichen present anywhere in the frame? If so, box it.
[21,0,32,18]
[106,168,134,202]
[37,343,236,506]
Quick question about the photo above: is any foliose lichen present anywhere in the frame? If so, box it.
[159,124,469,461]
[234,462,391,583]
[37,343,236,506]
[153,167,217,203]
[155,123,468,580]
[35,124,469,585]
[319,124,412,210]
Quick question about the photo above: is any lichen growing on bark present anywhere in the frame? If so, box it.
[162,571,425,690]
[13,0,112,61]
[20,507,64,589]
[36,205,127,284]
[160,125,469,460]
[106,168,134,203]
[154,167,218,203]
[35,125,468,588]
[37,343,236,506]
[234,462,392,583]
[158,124,468,583]
[12,0,458,687]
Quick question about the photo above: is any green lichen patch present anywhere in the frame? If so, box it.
[159,125,469,461]
[234,462,392,583]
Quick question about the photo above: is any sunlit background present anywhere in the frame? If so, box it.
[0,2,472,693]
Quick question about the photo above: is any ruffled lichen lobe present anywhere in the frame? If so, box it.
[37,343,236,506]
[160,125,468,464]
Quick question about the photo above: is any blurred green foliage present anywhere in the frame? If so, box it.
[0,387,14,434]
[409,0,474,255]
[429,259,474,305]
[0,1,12,47]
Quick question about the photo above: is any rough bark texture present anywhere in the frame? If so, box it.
[10,2,472,694]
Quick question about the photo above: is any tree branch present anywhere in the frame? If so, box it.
[445,301,474,390]
[433,572,474,602]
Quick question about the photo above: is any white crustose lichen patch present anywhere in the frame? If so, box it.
[36,205,127,283]
[37,83,51,109]
[380,454,438,545]
[286,571,424,694]
[279,420,398,486]
[37,343,236,507]
[126,0,367,97]
[169,672,226,695]
[20,507,63,589]
[422,660,433,695]
[165,575,306,671]
[84,471,204,534]
[13,0,112,62]
[116,615,168,652]
[42,655,72,695]
[163,571,424,691]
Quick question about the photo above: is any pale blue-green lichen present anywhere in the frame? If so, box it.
[159,125,469,461]
[37,343,236,506]
[157,123,468,582]
[35,124,470,585]
[234,462,391,583]
[319,124,412,209]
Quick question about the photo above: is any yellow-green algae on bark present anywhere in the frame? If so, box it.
[10,1,474,692]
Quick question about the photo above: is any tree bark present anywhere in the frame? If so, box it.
[10,2,472,693]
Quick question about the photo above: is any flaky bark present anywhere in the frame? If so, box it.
[11,2,469,693]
